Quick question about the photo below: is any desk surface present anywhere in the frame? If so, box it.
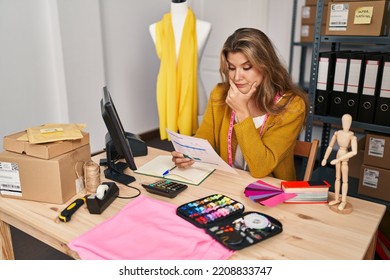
[0,147,386,260]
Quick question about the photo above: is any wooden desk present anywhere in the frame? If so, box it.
[0,147,386,260]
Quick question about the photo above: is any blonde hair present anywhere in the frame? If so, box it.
[220,28,308,117]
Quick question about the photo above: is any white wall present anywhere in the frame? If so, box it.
[194,0,270,100]
[99,0,163,143]
[0,0,297,153]
[56,0,106,152]
[0,0,166,152]
[0,0,66,142]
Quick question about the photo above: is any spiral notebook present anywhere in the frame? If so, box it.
[134,155,215,185]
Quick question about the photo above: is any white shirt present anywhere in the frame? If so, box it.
[233,115,266,170]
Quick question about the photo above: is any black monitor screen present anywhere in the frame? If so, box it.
[100,86,136,184]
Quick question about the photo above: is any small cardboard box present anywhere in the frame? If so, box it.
[325,1,390,36]
[358,164,390,202]
[363,133,390,169]
[0,144,91,204]
[3,131,89,159]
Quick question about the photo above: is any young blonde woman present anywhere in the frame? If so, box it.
[172,28,308,180]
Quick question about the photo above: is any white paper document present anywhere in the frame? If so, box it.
[166,129,238,174]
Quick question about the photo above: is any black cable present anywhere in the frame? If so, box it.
[116,183,141,199]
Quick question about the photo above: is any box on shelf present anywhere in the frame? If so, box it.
[306,0,330,5]
[0,144,91,204]
[302,4,328,25]
[301,24,326,42]
[3,131,89,160]
[325,1,390,36]
[358,164,390,202]
[363,133,390,169]
[348,136,366,178]
[332,0,379,2]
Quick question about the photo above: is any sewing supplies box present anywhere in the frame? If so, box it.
[3,130,90,159]
[0,144,91,204]
[176,194,283,250]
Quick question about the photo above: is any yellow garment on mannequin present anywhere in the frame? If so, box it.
[155,8,198,140]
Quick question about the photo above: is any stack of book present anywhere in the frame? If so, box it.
[281,180,331,204]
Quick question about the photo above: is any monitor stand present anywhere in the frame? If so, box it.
[102,140,135,185]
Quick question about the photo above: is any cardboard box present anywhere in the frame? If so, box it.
[3,131,89,159]
[306,0,330,5]
[332,0,379,2]
[358,164,390,202]
[349,150,364,178]
[325,1,390,36]
[0,144,91,204]
[363,133,390,169]
[348,136,366,178]
[302,5,328,25]
[301,24,326,42]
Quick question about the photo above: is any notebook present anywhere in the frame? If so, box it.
[134,155,215,185]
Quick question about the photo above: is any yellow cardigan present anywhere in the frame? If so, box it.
[195,84,306,180]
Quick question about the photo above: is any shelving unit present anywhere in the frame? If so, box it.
[302,0,390,209]
[305,0,390,153]
[289,0,311,90]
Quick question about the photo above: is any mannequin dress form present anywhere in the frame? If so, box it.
[149,0,212,121]
[321,114,358,214]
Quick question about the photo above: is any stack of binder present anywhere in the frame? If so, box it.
[374,55,390,126]
[344,52,366,120]
[329,51,353,118]
[315,51,336,116]
[357,53,384,124]
[315,51,390,125]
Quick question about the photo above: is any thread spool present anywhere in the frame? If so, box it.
[84,160,101,193]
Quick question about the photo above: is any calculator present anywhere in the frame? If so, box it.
[141,179,188,198]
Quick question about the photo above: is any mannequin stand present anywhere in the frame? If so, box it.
[329,202,353,215]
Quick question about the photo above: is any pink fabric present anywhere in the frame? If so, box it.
[69,195,233,260]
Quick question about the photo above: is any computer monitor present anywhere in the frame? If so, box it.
[100,86,136,184]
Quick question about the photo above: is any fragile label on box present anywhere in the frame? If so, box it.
[362,168,379,189]
[329,4,349,31]
[0,161,22,196]
[368,137,385,158]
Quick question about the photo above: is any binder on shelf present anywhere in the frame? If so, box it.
[374,55,390,126]
[315,51,336,116]
[344,52,366,120]
[357,53,384,124]
[329,51,350,118]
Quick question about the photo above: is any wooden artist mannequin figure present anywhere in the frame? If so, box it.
[321,114,358,213]
[149,0,212,135]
